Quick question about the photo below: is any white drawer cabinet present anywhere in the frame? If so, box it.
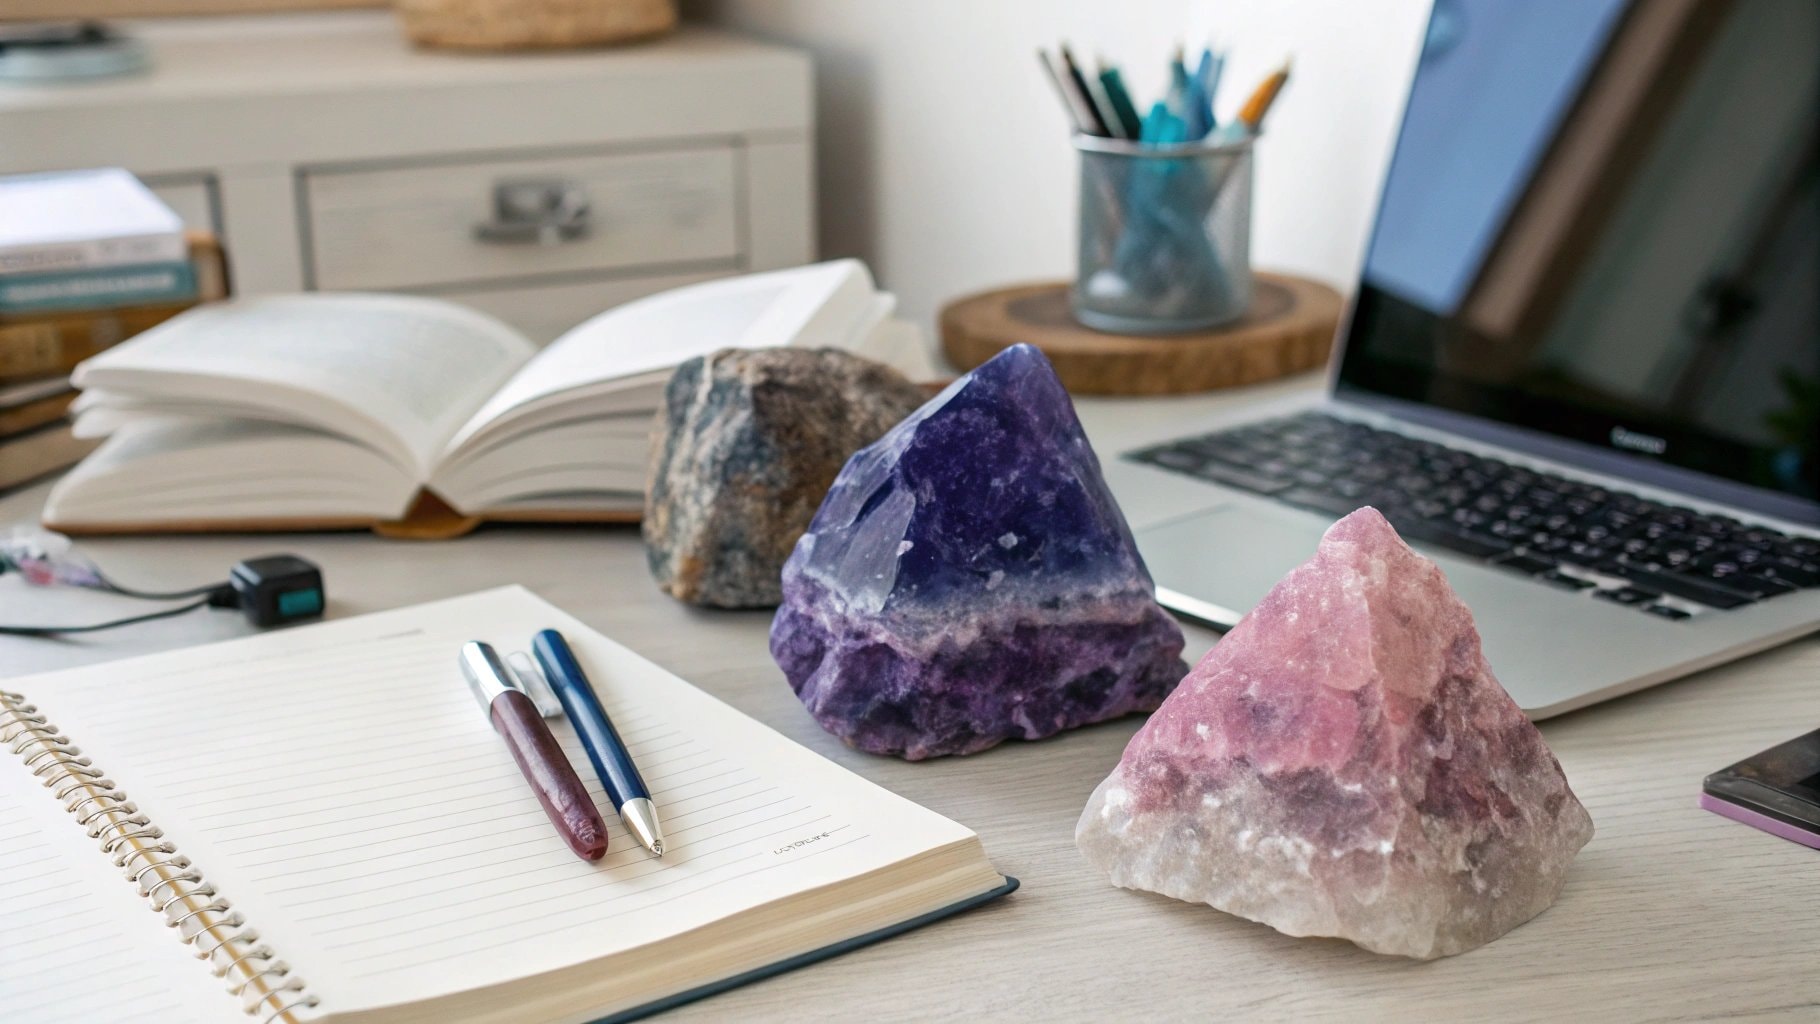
[0,12,814,342]
[303,143,740,291]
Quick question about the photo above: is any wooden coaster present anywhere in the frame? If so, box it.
[939,272,1343,396]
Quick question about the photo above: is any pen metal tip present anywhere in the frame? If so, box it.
[621,798,666,859]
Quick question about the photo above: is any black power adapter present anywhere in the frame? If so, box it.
[214,555,327,628]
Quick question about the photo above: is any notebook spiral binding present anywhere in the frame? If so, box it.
[1,689,323,1024]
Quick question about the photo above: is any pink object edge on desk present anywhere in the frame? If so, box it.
[1699,793,1820,851]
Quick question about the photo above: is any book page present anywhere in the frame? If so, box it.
[47,418,419,525]
[75,295,537,478]
[443,261,877,458]
[0,738,240,1024]
[429,412,655,513]
[16,588,983,1018]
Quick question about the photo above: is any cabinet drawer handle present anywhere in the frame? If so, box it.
[474,178,591,245]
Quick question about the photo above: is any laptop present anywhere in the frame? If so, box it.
[1104,0,1820,717]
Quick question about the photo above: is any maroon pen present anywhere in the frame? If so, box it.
[460,641,609,861]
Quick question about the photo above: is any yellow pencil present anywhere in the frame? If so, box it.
[1237,59,1292,130]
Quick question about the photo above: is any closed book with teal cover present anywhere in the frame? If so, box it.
[0,261,197,313]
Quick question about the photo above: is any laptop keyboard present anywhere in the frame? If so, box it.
[1129,411,1820,618]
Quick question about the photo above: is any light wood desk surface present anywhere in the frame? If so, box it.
[2,375,1816,1022]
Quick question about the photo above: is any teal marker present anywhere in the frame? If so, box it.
[1097,65,1143,139]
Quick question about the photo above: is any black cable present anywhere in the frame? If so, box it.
[0,597,214,637]
[91,569,230,601]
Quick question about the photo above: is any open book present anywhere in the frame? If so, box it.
[43,261,932,538]
[0,587,1014,1024]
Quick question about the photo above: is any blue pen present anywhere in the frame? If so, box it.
[1166,54,1193,123]
[1191,46,1223,136]
[1186,49,1211,138]
[533,628,666,857]
[1203,48,1227,119]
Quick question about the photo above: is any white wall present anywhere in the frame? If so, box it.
[686,0,1431,331]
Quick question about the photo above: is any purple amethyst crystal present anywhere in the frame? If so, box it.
[768,343,1187,760]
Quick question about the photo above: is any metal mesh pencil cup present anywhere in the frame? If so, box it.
[1073,133,1254,333]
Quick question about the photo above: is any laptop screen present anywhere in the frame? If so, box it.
[1335,0,1818,515]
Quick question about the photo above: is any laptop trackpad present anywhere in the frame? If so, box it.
[1136,504,1330,627]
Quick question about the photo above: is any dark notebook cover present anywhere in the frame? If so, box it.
[596,876,1020,1023]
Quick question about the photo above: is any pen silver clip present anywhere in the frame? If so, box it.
[459,641,520,712]
[507,650,564,719]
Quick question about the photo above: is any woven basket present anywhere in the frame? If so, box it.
[395,0,677,51]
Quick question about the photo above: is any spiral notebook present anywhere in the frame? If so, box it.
[0,587,1015,1024]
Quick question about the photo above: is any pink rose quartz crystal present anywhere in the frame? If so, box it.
[1076,507,1594,959]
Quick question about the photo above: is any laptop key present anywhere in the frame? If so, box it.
[1537,570,1596,590]
[1175,437,1228,457]
[1332,479,1371,500]
[1566,541,1613,564]
[1389,516,1514,559]
[1133,446,1298,495]
[1491,552,1556,576]
[1605,564,1754,610]
[1139,447,1203,472]
[1277,487,1361,517]
[1593,586,1660,606]
[1188,460,1295,495]
[1704,571,1797,600]
[1292,468,1332,487]
[1750,558,1820,588]
[1780,538,1820,559]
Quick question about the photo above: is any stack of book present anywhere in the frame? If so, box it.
[0,168,227,491]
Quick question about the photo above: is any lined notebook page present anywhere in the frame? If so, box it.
[19,587,980,1017]
[0,754,236,1024]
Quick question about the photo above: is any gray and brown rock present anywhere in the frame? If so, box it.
[644,347,927,608]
